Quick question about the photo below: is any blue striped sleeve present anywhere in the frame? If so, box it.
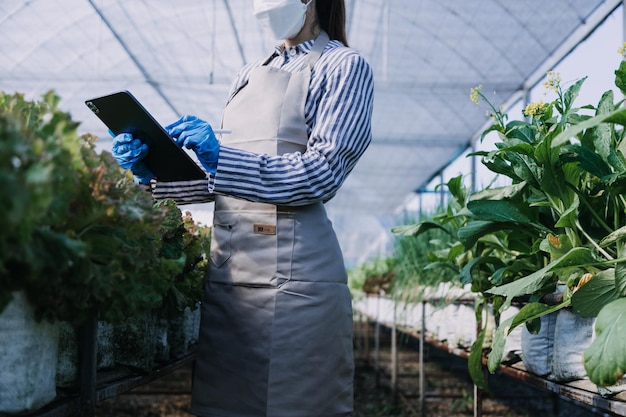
[212,48,374,206]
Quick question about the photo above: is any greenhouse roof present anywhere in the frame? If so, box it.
[1,0,622,258]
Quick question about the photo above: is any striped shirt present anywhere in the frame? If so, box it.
[152,37,374,206]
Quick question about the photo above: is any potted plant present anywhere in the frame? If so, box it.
[0,91,211,410]
[391,59,626,393]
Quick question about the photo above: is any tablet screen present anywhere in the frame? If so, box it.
[85,91,206,182]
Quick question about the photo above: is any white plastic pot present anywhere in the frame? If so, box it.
[0,291,59,413]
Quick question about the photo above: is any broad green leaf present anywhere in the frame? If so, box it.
[600,225,626,247]
[540,233,574,261]
[510,301,570,330]
[615,60,626,96]
[508,153,541,187]
[488,315,515,373]
[459,256,505,285]
[559,144,612,178]
[563,77,587,112]
[607,147,626,174]
[584,298,626,386]
[487,247,598,298]
[552,106,626,148]
[458,220,502,248]
[467,200,550,233]
[391,221,452,237]
[498,140,536,156]
[505,120,536,144]
[536,133,569,199]
[593,90,615,159]
[468,328,490,392]
[554,195,579,229]
[470,182,527,201]
[482,158,518,179]
[446,175,466,204]
[571,269,619,317]
[457,220,535,249]
[617,242,626,297]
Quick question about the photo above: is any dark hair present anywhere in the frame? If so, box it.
[316,0,348,46]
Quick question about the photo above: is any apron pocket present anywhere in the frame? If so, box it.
[210,223,232,268]
[209,210,279,286]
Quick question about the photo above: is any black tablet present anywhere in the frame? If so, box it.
[85,91,206,182]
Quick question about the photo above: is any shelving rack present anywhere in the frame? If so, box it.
[354,296,626,417]
[0,317,197,417]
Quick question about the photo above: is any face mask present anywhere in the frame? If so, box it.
[253,0,312,40]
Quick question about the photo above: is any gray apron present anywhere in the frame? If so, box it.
[191,32,354,417]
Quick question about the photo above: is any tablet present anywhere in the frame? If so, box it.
[85,91,206,182]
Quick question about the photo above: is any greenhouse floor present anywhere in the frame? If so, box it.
[94,321,605,417]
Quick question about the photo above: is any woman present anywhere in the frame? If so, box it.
[112,0,373,415]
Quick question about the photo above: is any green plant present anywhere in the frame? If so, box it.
[0,91,209,324]
[156,201,210,319]
[391,208,462,304]
[471,66,626,388]
[392,61,626,390]
[348,257,396,296]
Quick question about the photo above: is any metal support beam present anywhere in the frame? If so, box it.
[87,0,180,115]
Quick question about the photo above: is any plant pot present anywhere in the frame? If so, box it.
[154,313,170,363]
[521,308,595,381]
[0,291,59,414]
[521,311,557,377]
[97,321,116,370]
[597,376,626,398]
[449,303,476,349]
[550,308,595,382]
[113,313,156,372]
[168,304,201,359]
[56,321,79,388]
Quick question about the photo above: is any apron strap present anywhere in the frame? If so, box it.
[305,30,330,69]
[260,30,329,68]
[229,31,330,104]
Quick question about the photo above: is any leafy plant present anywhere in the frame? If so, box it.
[348,257,396,296]
[391,61,626,389]
[156,201,210,319]
[0,91,210,324]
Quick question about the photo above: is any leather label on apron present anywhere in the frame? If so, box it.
[253,224,276,235]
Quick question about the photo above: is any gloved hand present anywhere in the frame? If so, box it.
[111,133,153,184]
[165,115,219,174]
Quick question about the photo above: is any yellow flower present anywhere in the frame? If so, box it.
[470,85,483,104]
[543,71,561,94]
[523,100,547,117]
[618,42,626,58]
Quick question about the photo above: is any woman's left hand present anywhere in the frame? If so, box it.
[166,115,220,174]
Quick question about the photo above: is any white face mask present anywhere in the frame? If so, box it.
[253,0,312,40]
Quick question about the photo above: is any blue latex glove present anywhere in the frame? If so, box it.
[111,133,153,184]
[165,115,219,174]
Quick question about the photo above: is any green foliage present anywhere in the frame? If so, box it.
[348,257,396,296]
[384,62,626,388]
[0,91,210,324]
[583,297,626,386]
[156,201,210,319]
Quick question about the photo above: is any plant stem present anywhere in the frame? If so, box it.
[576,220,614,261]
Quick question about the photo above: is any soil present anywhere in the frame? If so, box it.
[94,322,605,417]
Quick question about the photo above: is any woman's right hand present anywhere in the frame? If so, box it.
[111,133,153,184]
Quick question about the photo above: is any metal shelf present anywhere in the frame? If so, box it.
[355,300,626,417]
[0,317,197,417]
